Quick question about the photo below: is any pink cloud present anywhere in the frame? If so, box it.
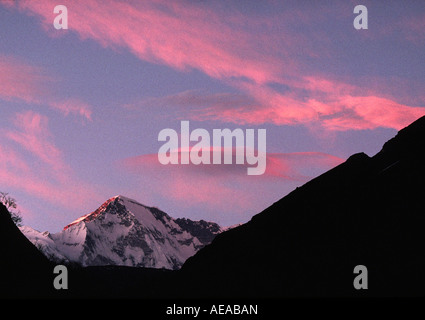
[0,111,104,213]
[5,111,67,176]
[125,77,424,132]
[49,99,93,121]
[0,55,92,120]
[186,80,425,131]
[11,0,285,85]
[118,150,344,212]
[322,95,425,131]
[0,55,51,103]
[7,1,424,130]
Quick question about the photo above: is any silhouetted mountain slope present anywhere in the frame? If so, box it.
[0,203,53,298]
[181,115,425,297]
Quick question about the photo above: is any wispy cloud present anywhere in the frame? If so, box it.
[0,55,52,103]
[0,55,93,120]
[8,0,417,131]
[0,111,103,213]
[208,80,425,131]
[5,111,68,179]
[126,82,425,131]
[9,0,424,131]
[10,0,285,83]
[118,150,344,213]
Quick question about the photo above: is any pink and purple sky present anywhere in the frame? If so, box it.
[0,0,424,232]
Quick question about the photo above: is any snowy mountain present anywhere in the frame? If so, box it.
[20,195,223,270]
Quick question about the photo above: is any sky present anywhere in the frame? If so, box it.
[0,0,424,233]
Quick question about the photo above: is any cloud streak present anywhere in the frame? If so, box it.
[7,0,416,131]
[119,150,344,215]
[11,0,285,83]
[5,111,68,179]
[126,84,425,131]
[0,55,93,120]
[208,81,425,131]
[0,111,104,215]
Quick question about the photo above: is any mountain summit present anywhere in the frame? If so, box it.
[21,195,222,270]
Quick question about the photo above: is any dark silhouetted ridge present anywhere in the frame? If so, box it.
[181,115,425,298]
[0,203,53,298]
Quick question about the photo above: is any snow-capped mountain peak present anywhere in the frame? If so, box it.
[21,195,223,270]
